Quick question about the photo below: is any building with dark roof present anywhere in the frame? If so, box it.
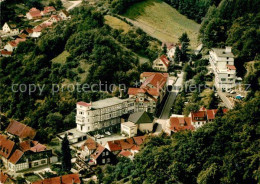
[128,111,154,133]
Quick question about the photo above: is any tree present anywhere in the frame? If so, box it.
[162,43,167,54]
[174,46,181,63]
[179,32,190,45]
[61,134,72,172]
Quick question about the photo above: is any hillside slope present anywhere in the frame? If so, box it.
[122,0,200,48]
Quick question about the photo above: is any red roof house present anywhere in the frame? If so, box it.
[32,174,81,184]
[6,120,36,140]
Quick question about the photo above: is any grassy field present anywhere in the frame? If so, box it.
[104,15,132,33]
[122,0,200,48]
[52,50,70,64]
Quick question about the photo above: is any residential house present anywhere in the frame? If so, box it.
[32,174,81,184]
[48,15,62,23]
[128,72,169,113]
[26,8,42,20]
[4,38,26,52]
[20,28,33,37]
[89,145,116,165]
[58,10,70,20]
[31,22,53,38]
[1,50,12,57]
[6,120,36,140]
[189,107,228,128]
[128,111,154,133]
[1,22,19,35]
[41,6,56,16]
[121,121,137,137]
[166,116,194,135]
[161,42,180,61]
[118,150,134,160]
[209,46,238,90]
[80,137,100,160]
[152,55,170,72]
[105,136,146,156]
[76,97,135,133]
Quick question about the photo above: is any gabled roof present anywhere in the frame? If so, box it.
[169,117,194,132]
[28,7,42,18]
[0,135,15,159]
[6,120,36,139]
[50,15,61,21]
[159,55,170,67]
[19,140,38,152]
[128,111,154,124]
[30,143,46,152]
[42,6,56,14]
[8,149,24,164]
[90,145,106,160]
[141,73,168,89]
[81,137,99,150]
[191,110,207,122]
[128,88,146,95]
[32,174,81,184]
[118,150,132,157]
[106,136,146,152]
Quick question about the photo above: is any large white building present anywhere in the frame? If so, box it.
[76,97,135,133]
[209,46,237,90]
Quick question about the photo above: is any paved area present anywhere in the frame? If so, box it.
[66,1,82,11]
[160,72,184,119]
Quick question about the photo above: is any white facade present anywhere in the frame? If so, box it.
[209,46,237,90]
[152,58,168,72]
[76,97,135,133]
[121,122,137,137]
[167,47,176,61]
[4,43,15,52]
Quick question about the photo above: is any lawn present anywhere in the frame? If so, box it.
[104,15,132,33]
[122,0,200,48]
[24,173,42,183]
[52,50,70,64]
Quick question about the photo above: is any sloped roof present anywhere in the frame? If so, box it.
[6,120,36,139]
[169,117,194,132]
[28,8,42,18]
[0,172,9,184]
[77,101,91,107]
[32,174,80,184]
[128,111,154,124]
[227,65,236,70]
[141,73,168,90]
[118,150,132,157]
[1,50,12,56]
[159,55,170,67]
[30,143,46,152]
[91,145,106,160]
[42,6,56,14]
[60,9,70,17]
[128,88,146,95]
[81,137,99,150]
[0,135,15,159]
[8,149,24,164]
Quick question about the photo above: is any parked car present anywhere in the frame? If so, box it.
[105,131,111,136]
[100,135,104,138]
[95,134,101,139]
[230,90,236,94]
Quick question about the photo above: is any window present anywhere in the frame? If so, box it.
[102,159,105,164]
[221,78,226,81]
[107,158,110,163]
[41,160,46,164]
[106,151,109,156]
[228,74,230,77]
[102,152,105,156]
[34,162,39,166]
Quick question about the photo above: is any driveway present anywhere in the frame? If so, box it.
[159,72,184,119]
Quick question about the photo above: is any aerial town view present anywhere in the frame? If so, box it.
[0,0,259,183]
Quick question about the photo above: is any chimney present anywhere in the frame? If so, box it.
[225,46,232,53]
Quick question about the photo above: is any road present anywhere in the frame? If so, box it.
[217,90,233,109]
[159,72,184,119]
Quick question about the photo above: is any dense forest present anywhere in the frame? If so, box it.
[96,93,260,184]
[0,6,156,143]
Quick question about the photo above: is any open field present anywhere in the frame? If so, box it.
[104,15,132,33]
[122,0,200,48]
[52,50,70,64]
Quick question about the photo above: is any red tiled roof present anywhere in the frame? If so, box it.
[0,135,15,159]
[30,143,46,152]
[107,140,122,152]
[25,28,33,34]
[81,137,99,150]
[0,172,9,184]
[141,73,167,90]
[159,55,170,67]
[33,25,43,32]
[90,145,106,160]
[20,140,40,152]
[107,136,146,152]
[77,101,91,107]
[32,174,81,184]
[191,111,207,122]
[1,50,12,56]
[8,149,23,164]
[227,65,236,70]
[28,8,42,18]
[141,72,169,79]
[169,117,194,132]
[50,15,61,21]
[128,88,146,95]
[18,33,27,39]
[42,6,56,14]
[119,150,132,157]
[6,120,36,139]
